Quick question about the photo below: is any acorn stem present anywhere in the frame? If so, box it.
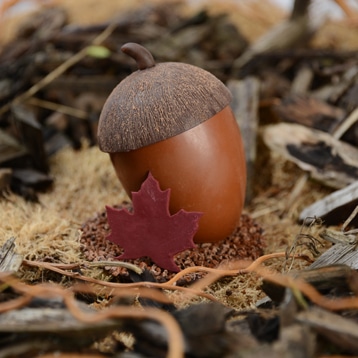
[121,42,156,70]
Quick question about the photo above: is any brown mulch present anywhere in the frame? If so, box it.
[80,203,265,283]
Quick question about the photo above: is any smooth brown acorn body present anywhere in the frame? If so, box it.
[98,42,247,244]
[109,106,246,243]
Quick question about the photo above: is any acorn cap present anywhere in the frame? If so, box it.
[98,42,232,153]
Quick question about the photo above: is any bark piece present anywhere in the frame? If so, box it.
[262,265,354,304]
[0,304,121,356]
[312,63,358,103]
[296,308,358,354]
[0,129,28,166]
[11,104,49,173]
[339,81,358,113]
[11,168,53,190]
[310,207,358,271]
[0,237,22,273]
[44,132,72,156]
[274,324,316,358]
[227,77,260,204]
[291,65,314,94]
[0,168,12,192]
[309,244,358,270]
[125,302,240,358]
[263,123,358,189]
[273,95,345,132]
[300,180,358,226]
[340,107,358,148]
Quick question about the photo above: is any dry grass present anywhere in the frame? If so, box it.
[0,144,128,263]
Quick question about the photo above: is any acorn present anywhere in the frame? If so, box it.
[97,42,246,243]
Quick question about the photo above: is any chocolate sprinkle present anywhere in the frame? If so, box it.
[80,203,265,283]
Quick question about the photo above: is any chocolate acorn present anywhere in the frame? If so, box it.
[98,42,246,243]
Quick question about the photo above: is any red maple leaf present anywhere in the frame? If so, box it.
[106,172,203,272]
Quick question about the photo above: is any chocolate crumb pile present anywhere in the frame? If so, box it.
[80,203,265,283]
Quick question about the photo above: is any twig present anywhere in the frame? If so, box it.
[0,21,117,116]
[282,173,309,216]
[342,205,358,233]
[25,97,89,119]
[72,282,173,305]
[250,204,282,219]
[18,252,358,316]
[86,260,143,274]
[332,107,358,140]
[166,252,289,286]
[22,259,217,302]
[23,259,143,274]
[284,217,322,272]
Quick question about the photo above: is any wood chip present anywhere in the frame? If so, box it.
[309,244,358,270]
[0,129,27,165]
[273,94,345,132]
[0,237,22,273]
[227,77,260,204]
[296,307,358,353]
[263,123,358,189]
[0,168,12,192]
[11,103,49,173]
[299,180,358,226]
